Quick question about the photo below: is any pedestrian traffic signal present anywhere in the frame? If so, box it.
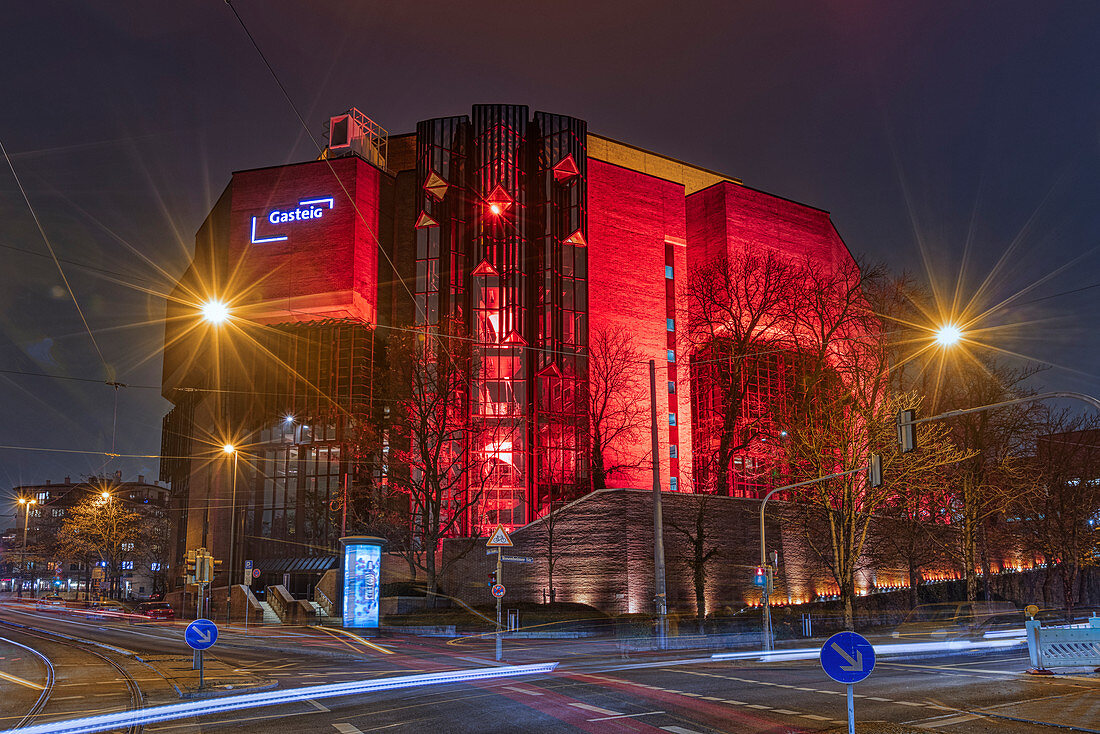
[897,409,917,454]
[488,569,498,588]
[868,453,883,488]
[753,567,767,587]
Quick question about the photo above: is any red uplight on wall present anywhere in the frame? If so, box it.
[489,203,503,216]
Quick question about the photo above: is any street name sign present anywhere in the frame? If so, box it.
[501,555,533,564]
[185,618,219,651]
[820,631,875,684]
[485,525,513,547]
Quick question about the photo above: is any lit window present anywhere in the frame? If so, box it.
[668,381,676,394]
[670,477,679,491]
[665,265,674,279]
[121,561,134,570]
[150,563,161,571]
[670,445,678,458]
[122,543,134,551]
[669,413,677,426]
[667,350,675,362]
[666,318,674,332]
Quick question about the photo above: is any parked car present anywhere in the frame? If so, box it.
[137,602,175,621]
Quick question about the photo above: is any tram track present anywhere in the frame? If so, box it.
[0,620,143,734]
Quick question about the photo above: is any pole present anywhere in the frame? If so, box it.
[19,502,33,598]
[226,450,238,627]
[649,360,667,650]
[846,683,855,734]
[759,466,865,651]
[495,546,503,661]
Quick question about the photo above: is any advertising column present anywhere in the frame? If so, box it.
[339,536,385,632]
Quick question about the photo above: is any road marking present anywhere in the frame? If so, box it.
[333,724,364,734]
[307,699,330,712]
[867,696,891,701]
[746,704,772,710]
[568,703,622,716]
[772,709,800,715]
[0,670,44,690]
[801,714,832,721]
[722,700,747,705]
[916,713,984,728]
[502,685,543,696]
[661,727,708,734]
[320,628,394,655]
[53,695,84,700]
[897,701,927,707]
[588,711,664,722]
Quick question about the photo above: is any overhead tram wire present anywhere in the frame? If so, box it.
[0,136,113,381]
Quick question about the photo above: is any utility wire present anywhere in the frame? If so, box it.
[0,136,112,380]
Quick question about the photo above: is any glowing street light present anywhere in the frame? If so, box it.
[201,299,230,325]
[101,491,112,501]
[934,323,962,348]
[223,443,236,454]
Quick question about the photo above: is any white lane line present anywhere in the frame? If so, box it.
[745,704,772,710]
[661,727,709,734]
[897,701,927,707]
[867,696,891,701]
[307,699,330,712]
[772,709,801,715]
[587,711,664,721]
[723,700,747,705]
[333,724,364,734]
[916,713,984,728]
[801,714,832,721]
[53,695,85,700]
[568,702,622,716]
[503,685,543,696]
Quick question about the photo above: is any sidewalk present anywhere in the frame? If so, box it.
[137,653,276,698]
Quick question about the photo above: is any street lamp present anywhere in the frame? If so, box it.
[934,323,962,348]
[201,299,230,325]
[223,443,239,626]
[17,498,36,597]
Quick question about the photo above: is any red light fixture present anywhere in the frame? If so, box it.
[485,184,513,216]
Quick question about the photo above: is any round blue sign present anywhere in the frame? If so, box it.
[491,583,506,598]
[820,631,875,684]
[185,618,219,651]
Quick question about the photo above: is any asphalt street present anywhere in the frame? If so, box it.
[2,604,1098,733]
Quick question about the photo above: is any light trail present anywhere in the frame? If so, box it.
[0,663,558,734]
[710,636,1025,664]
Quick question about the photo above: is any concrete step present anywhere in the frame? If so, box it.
[308,600,341,625]
[257,600,281,625]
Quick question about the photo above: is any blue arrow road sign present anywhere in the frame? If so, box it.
[820,631,875,684]
[185,618,219,651]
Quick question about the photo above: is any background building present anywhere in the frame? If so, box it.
[6,473,169,599]
[160,104,856,594]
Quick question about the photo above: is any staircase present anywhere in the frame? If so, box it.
[258,600,281,625]
[308,600,341,626]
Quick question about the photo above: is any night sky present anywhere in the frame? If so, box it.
[1,2,1097,503]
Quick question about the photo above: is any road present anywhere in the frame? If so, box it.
[2,604,1098,733]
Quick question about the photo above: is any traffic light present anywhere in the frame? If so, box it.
[897,409,917,454]
[487,569,498,588]
[868,453,883,488]
[753,567,767,587]
[185,549,198,585]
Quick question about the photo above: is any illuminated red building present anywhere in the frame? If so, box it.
[160,105,857,590]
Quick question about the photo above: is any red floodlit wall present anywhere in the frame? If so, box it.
[228,157,381,325]
[685,181,853,272]
[587,159,692,491]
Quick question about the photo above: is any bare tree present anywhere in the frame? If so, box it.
[587,327,648,489]
[681,251,800,495]
[1016,410,1100,619]
[385,318,486,595]
[780,262,970,628]
[666,492,720,633]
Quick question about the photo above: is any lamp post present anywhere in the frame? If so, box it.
[224,444,239,626]
[17,498,36,597]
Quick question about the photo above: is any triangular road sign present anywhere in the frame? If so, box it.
[485,524,513,547]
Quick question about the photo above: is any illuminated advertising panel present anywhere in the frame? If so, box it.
[341,537,383,629]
